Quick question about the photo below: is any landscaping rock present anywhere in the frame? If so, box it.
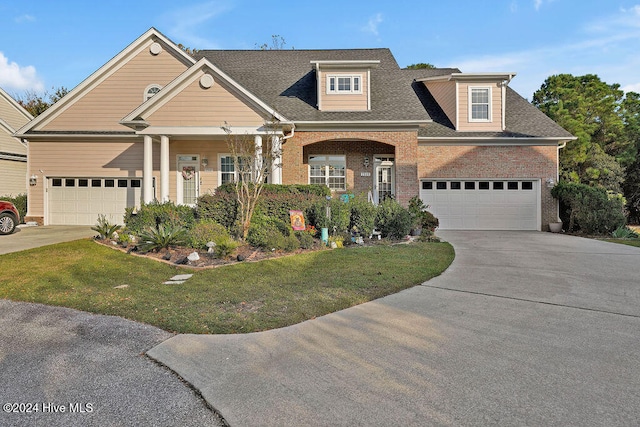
[175,256,188,265]
[237,254,245,262]
[206,241,216,248]
[162,252,172,261]
[187,252,200,262]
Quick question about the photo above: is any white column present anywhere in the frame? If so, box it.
[160,135,170,202]
[254,135,263,181]
[143,135,153,203]
[271,136,282,184]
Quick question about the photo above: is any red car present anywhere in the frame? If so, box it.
[0,201,20,235]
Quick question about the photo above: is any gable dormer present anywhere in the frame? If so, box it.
[419,72,515,132]
[311,60,379,112]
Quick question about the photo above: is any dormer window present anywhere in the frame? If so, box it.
[327,75,362,94]
[469,87,491,122]
[144,84,162,101]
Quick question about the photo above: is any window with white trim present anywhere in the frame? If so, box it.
[326,75,362,94]
[469,87,491,121]
[144,84,162,101]
[220,155,236,185]
[309,155,346,190]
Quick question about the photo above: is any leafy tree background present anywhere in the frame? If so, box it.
[532,74,640,222]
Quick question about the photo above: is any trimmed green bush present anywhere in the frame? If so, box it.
[246,210,291,249]
[0,194,26,223]
[187,219,230,249]
[349,194,377,237]
[295,230,316,249]
[552,181,626,234]
[212,235,240,259]
[308,197,350,234]
[375,198,412,239]
[124,201,195,235]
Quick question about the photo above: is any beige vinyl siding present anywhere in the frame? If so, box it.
[41,42,189,131]
[424,81,456,126]
[319,69,368,111]
[0,131,27,155]
[0,159,27,196]
[148,74,265,127]
[457,82,503,132]
[168,139,228,201]
[26,140,149,218]
[0,97,30,130]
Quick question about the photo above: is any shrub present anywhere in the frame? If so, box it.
[611,226,639,239]
[124,201,195,235]
[187,219,230,249]
[295,230,316,249]
[196,185,239,233]
[308,197,350,234]
[137,223,188,252]
[407,196,439,232]
[375,198,412,239]
[91,214,121,239]
[212,235,240,259]
[349,194,377,237]
[552,181,626,235]
[421,210,439,232]
[0,194,26,223]
[246,210,291,249]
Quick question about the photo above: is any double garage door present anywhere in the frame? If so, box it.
[48,177,142,225]
[420,179,540,230]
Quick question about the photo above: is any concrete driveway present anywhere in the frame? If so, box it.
[149,231,640,426]
[0,225,96,255]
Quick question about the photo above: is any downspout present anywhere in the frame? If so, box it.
[501,74,515,131]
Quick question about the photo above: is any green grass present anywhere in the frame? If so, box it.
[0,239,454,334]
[601,238,640,248]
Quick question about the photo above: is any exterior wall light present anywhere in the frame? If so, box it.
[546,178,555,188]
[29,175,37,186]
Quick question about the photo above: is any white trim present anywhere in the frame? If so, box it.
[367,69,371,110]
[418,137,575,146]
[160,135,170,202]
[218,153,236,186]
[417,72,517,83]
[144,84,163,101]
[310,60,380,68]
[0,87,33,121]
[455,81,460,129]
[136,125,281,136]
[468,86,492,122]
[308,154,346,191]
[326,74,363,95]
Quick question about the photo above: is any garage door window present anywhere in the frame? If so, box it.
[52,178,62,187]
[92,179,101,187]
[79,179,88,187]
[493,182,504,190]
[465,182,475,190]
[522,181,533,190]
[105,180,114,187]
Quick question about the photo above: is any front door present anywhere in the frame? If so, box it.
[374,156,395,203]
[177,155,199,206]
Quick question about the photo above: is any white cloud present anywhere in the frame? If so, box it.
[362,13,383,36]
[161,1,231,48]
[622,83,640,93]
[14,14,36,23]
[0,52,44,92]
[533,0,543,11]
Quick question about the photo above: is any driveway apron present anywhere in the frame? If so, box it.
[148,231,640,426]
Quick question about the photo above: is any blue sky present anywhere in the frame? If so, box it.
[1,0,639,101]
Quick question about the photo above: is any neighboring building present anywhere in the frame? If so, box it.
[0,87,31,197]
[16,28,574,230]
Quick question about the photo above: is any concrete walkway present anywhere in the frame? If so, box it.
[148,231,640,426]
[0,225,95,255]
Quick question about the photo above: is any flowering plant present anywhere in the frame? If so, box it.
[304,225,317,237]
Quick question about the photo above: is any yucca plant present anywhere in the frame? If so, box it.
[611,226,639,239]
[137,223,188,252]
[91,214,121,239]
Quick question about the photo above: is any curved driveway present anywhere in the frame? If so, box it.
[149,231,640,426]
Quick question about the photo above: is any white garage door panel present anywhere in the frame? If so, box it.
[420,179,540,230]
[49,178,142,225]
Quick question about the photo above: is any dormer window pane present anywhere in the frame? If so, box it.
[338,77,351,91]
[470,87,490,121]
[353,76,360,91]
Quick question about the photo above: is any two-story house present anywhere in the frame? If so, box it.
[1,87,31,197]
[16,28,573,230]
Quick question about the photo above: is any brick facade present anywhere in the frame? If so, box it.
[417,144,559,228]
[282,131,418,205]
[282,132,559,229]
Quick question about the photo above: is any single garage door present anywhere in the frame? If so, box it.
[48,177,143,225]
[420,179,540,230]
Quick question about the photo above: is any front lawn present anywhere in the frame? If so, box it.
[0,239,454,334]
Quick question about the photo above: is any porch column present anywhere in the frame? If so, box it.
[254,135,263,181]
[271,136,282,184]
[160,135,170,202]
[143,135,153,203]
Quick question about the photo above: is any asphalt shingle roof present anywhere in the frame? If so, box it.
[196,49,573,139]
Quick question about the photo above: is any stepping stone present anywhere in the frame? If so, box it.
[163,273,193,285]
